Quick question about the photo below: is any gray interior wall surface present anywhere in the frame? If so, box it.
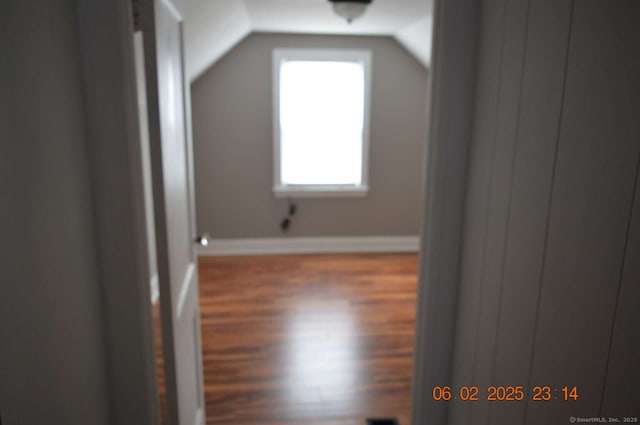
[0,1,111,424]
[191,33,429,238]
[449,1,640,424]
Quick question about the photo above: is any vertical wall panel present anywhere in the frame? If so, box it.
[601,159,640,416]
[448,1,506,423]
[490,1,573,423]
[453,0,640,424]
[526,1,640,423]
[469,0,530,423]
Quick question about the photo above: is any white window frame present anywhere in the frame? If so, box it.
[272,48,372,198]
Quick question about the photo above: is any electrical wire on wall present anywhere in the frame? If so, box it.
[280,200,297,232]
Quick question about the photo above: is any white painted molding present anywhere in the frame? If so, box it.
[176,263,195,319]
[150,273,159,304]
[194,407,204,425]
[272,185,369,198]
[198,236,420,256]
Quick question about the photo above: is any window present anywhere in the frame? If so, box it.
[272,49,372,197]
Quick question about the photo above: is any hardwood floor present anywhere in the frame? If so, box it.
[153,300,169,425]
[198,253,419,425]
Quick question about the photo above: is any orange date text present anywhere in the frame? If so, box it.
[431,386,579,401]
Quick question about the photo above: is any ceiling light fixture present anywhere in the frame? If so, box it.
[328,0,373,24]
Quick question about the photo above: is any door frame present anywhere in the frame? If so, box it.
[75,0,481,425]
[75,0,160,424]
[410,0,480,424]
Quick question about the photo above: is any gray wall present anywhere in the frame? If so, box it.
[450,1,640,424]
[192,33,428,238]
[0,1,111,424]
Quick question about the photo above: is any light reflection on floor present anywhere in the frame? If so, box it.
[283,302,363,417]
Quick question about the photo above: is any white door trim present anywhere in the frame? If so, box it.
[194,408,204,425]
[411,1,479,425]
[75,0,160,424]
[176,263,195,319]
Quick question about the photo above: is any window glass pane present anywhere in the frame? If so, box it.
[279,60,364,186]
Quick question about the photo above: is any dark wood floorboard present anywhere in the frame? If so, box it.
[153,297,169,425]
[198,253,418,425]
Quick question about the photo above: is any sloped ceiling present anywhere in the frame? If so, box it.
[185,1,252,81]
[186,0,434,81]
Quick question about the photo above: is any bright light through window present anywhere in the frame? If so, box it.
[280,61,364,185]
[273,49,371,197]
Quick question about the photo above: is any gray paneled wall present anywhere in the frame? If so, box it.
[450,0,640,424]
[601,164,640,417]
[191,33,428,238]
[489,1,573,423]
[0,1,111,423]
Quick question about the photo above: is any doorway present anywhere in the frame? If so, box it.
[185,24,431,423]
[127,0,472,424]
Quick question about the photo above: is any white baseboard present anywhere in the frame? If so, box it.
[198,236,420,256]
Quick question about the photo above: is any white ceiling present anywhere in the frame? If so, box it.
[185,0,434,81]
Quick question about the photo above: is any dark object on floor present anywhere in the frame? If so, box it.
[366,418,399,425]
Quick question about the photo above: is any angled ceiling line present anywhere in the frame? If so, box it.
[186,0,433,81]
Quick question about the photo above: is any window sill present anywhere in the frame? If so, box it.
[273,185,369,198]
